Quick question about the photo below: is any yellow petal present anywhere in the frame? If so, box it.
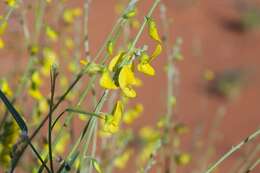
[46,26,58,42]
[114,149,133,169]
[118,65,136,87]
[0,37,4,49]
[99,70,117,89]
[5,0,17,7]
[0,20,8,35]
[31,71,42,87]
[123,104,143,124]
[118,65,137,98]
[151,44,162,61]
[112,100,123,124]
[1,79,12,97]
[147,17,161,43]
[29,89,43,100]
[137,62,155,76]
[108,52,125,72]
[122,87,136,98]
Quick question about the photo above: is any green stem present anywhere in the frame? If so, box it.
[204,128,260,173]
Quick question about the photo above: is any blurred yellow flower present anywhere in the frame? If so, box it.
[0,38,4,49]
[46,26,58,42]
[139,126,160,142]
[0,20,8,35]
[63,8,82,24]
[29,89,43,100]
[42,47,58,76]
[5,0,17,7]
[1,80,12,97]
[203,69,215,81]
[175,153,191,166]
[102,101,123,134]
[114,149,133,169]
[123,103,143,124]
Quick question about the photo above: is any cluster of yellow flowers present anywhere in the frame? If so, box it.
[0,120,19,168]
[96,17,162,138]
[99,17,162,98]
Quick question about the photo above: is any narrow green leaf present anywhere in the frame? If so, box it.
[66,108,104,119]
[0,89,28,135]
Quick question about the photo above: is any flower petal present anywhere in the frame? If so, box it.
[151,44,162,61]
[137,62,155,76]
[99,70,117,89]
[147,17,161,43]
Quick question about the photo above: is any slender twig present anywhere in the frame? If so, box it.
[204,128,260,173]
[48,66,58,172]
[83,0,91,60]
[245,158,260,173]
[27,138,51,173]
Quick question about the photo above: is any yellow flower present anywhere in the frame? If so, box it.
[65,37,74,49]
[63,8,82,24]
[137,44,161,76]
[175,153,191,166]
[139,126,160,142]
[108,51,125,72]
[42,47,58,76]
[31,71,42,87]
[118,64,138,98]
[123,103,143,124]
[46,26,58,42]
[38,99,48,114]
[99,69,118,89]
[29,89,43,100]
[203,69,215,81]
[0,20,8,35]
[0,37,4,49]
[114,149,133,169]
[102,101,123,134]
[54,133,69,154]
[147,17,161,43]
[137,53,155,76]
[5,0,17,7]
[1,80,12,97]
[151,44,162,60]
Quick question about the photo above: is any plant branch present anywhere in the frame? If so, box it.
[204,128,260,173]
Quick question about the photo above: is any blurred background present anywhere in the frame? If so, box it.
[0,0,260,172]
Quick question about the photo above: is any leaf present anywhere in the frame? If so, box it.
[0,89,28,136]
[123,8,137,19]
[66,108,104,119]
[107,40,114,56]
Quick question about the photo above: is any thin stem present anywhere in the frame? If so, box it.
[26,138,51,173]
[48,67,58,172]
[83,0,91,60]
[204,128,260,173]
[245,158,260,173]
